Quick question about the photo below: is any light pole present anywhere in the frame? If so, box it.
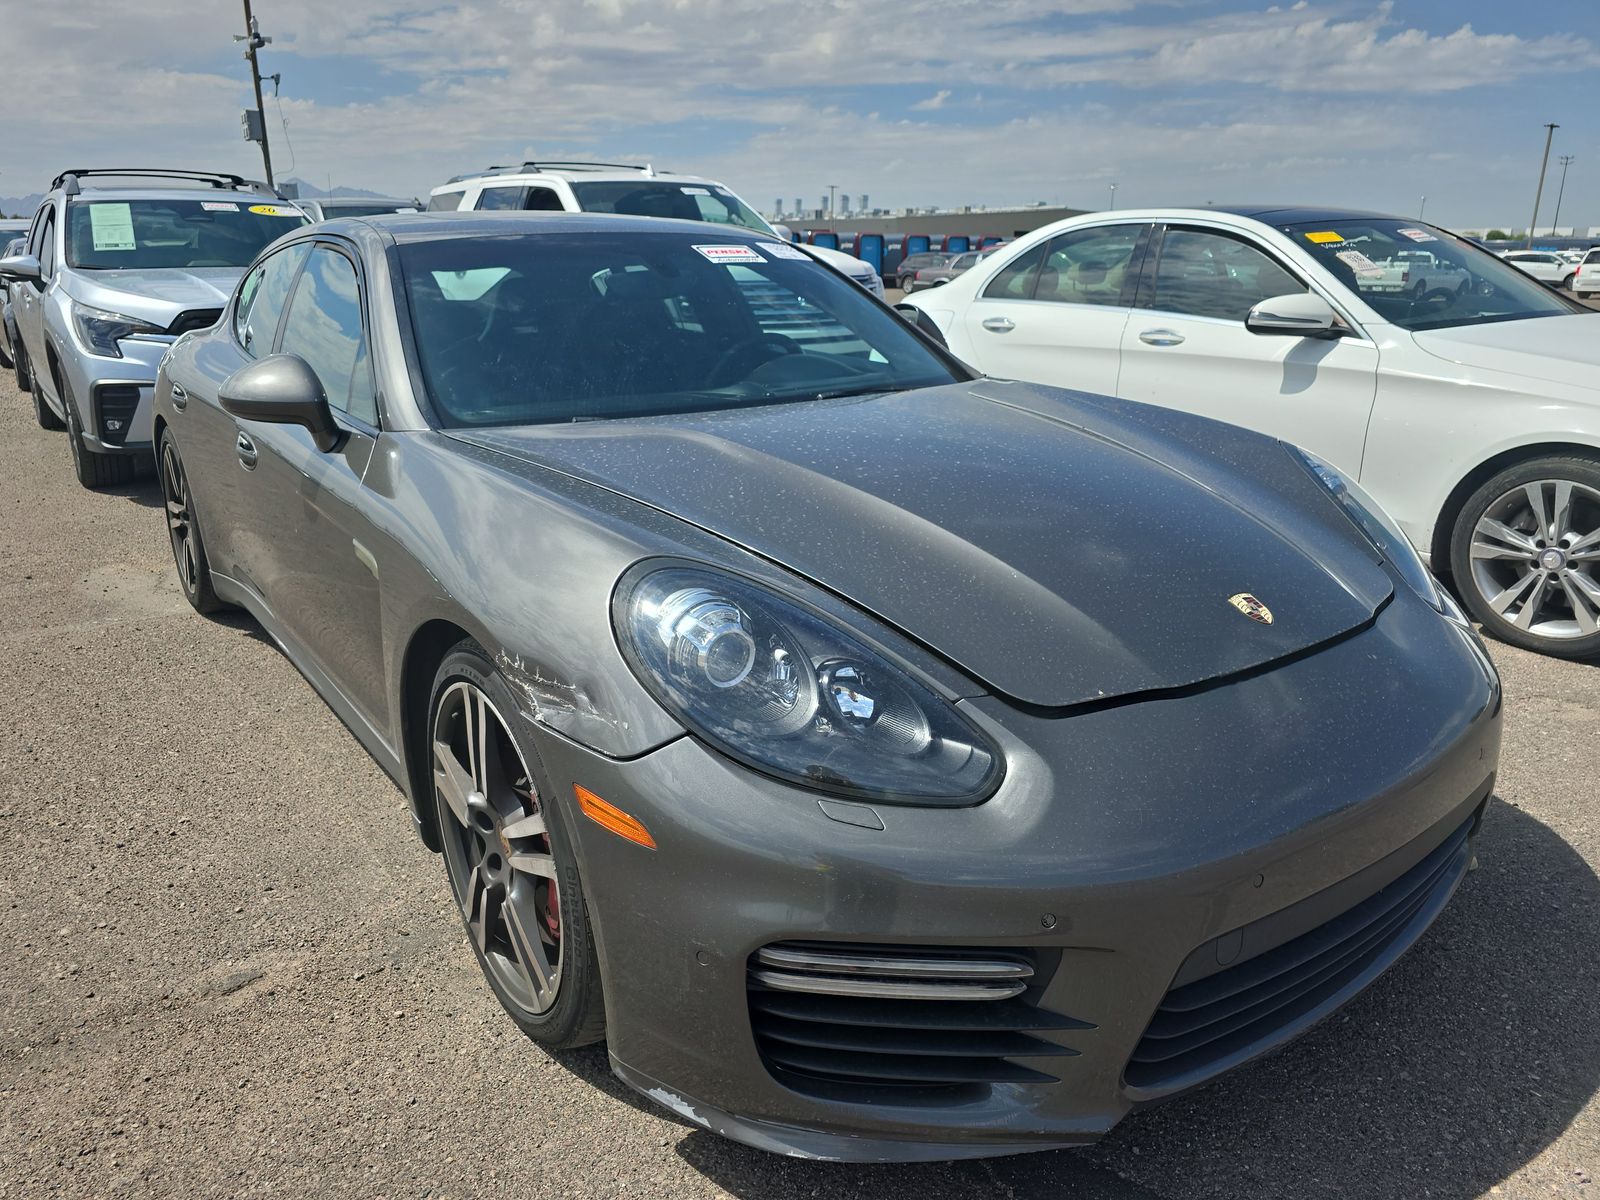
[1108,182,1117,211]
[827,184,838,233]
[235,0,275,188]
[1525,122,1558,249]
[1550,154,1576,236]
[1418,195,1427,221]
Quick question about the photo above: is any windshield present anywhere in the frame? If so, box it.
[400,232,957,427]
[1280,218,1584,332]
[66,199,307,270]
[568,182,774,234]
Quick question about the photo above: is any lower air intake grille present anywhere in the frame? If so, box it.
[748,942,1090,1104]
[94,384,141,446]
[1126,816,1474,1091]
[168,308,222,336]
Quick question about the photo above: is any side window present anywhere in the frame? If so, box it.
[26,205,50,259]
[523,188,564,212]
[477,186,526,211]
[233,265,264,344]
[38,209,57,279]
[278,246,377,425]
[238,242,310,358]
[1033,225,1142,306]
[425,191,463,212]
[1150,229,1307,321]
[982,241,1049,300]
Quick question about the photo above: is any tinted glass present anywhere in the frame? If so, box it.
[233,265,264,343]
[426,191,463,212]
[239,242,310,357]
[982,241,1049,299]
[39,210,57,278]
[1033,225,1141,306]
[279,247,376,424]
[1150,229,1307,320]
[1280,218,1583,331]
[65,199,306,269]
[524,188,564,212]
[400,232,957,427]
[568,182,773,234]
[477,186,526,211]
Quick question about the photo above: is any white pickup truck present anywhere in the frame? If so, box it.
[1357,249,1469,298]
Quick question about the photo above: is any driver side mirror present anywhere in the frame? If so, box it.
[219,354,343,452]
[1245,292,1343,339]
[894,303,949,348]
[0,253,42,284]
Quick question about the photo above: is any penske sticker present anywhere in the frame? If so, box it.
[694,244,767,264]
[1304,231,1344,244]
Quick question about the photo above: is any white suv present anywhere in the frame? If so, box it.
[428,162,883,295]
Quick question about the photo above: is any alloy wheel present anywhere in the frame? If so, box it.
[1469,479,1600,639]
[160,442,199,594]
[433,681,563,1013]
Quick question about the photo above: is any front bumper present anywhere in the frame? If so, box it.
[540,597,1501,1161]
[59,335,168,454]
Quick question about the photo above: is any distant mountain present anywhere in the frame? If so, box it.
[1,193,43,220]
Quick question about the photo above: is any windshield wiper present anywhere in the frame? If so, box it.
[807,384,909,402]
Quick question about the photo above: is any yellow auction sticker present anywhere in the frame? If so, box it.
[1304,231,1344,244]
[248,204,296,217]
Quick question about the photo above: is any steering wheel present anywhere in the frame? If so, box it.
[709,334,800,384]
[1413,286,1461,315]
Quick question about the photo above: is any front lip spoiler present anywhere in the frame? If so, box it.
[608,1057,1092,1162]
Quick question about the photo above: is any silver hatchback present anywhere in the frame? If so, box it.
[0,169,306,487]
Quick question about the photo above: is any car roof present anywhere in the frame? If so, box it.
[315,197,413,207]
[337,210,774,244]
[435,169,718,190]
[1197,204,1409,225]
[61,186,281,204]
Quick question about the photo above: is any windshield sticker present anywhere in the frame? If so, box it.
[694,244,766,264]
[761,242,811,260]
[1335,249,1384,277]
[680,186,711,195]
[1304,231,1344,245]
[248,204,297,217]
[88,203,137,251]
[1397,227,1437,243]
[201,201,240,212]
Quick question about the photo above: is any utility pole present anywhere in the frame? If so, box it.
[1550,154,1576,236]
[1108,182,1117,211]
[1418,195,1427,221]
[236,0,275,188]
[1525,122,1558,250]
[827,184,837,233]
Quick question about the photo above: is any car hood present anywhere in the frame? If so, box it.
[1411,313,1600,390]
[803,244,877,281]
[67,266,244,326]
[451,382,1392,707]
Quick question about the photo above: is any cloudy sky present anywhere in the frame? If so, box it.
[4,0,1597,228]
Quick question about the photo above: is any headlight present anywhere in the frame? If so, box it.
[71,302,164,358]
[616,565,1002,805]
[1287,444,1443,610]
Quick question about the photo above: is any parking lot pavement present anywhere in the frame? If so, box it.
[0,374,1596,1200]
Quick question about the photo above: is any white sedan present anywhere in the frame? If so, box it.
[1499,250,1578,289]
[904,205,1600,659]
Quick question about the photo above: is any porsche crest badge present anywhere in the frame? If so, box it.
[1227,593,1273,625]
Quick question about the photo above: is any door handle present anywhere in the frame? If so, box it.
[235,430,258,470]
[170,383,188,411]
[1138,328,1185,347]
[981,316,1016,333]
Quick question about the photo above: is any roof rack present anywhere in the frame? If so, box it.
[444,160,663,184]
[52,169,276,196]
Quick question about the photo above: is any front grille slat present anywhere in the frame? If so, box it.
[749,941,1086,1103]
[1126,817,1473,1091]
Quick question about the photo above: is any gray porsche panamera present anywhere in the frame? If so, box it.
[152,212,1502,1162]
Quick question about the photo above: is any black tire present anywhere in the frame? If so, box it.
[61,373,135,489]
[27,354,64,431]
[1449,455,1600,660]
[14,337,31,393]
[158,430,225,614]
[429,641,607,1050]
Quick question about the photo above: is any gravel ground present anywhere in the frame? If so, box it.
[0,371,1596,1199]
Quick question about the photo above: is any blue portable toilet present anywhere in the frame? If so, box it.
[904,234,931,257]
[942,234,970,253]
[808,230,840,250]
[852,233,886,275]
[979,236,1004,249]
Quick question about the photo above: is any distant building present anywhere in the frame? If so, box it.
[859,193,869,214]
[775,199,783,217]
[841,194,851,215]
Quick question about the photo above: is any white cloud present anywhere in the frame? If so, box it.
[912,90,953,111]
